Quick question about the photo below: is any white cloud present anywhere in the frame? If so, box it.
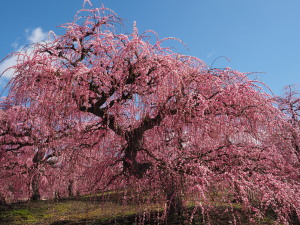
[0,54,19,79]
[11,40,20,49]
[0,27,48,80]
[27,27,48,44]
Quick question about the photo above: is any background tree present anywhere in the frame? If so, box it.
[277,85,300,157]
[1,3,300,224]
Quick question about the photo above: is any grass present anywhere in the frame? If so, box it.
[0,191,282,225]
[0,192,164,225]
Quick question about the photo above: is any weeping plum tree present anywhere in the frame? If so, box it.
[1,2,300,224]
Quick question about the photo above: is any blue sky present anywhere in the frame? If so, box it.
[0,0,299,96]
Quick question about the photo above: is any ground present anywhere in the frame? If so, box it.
[0,191,280,225]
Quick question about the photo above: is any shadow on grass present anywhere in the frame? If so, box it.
[46,206,276,225]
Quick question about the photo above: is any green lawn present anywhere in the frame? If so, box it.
[0,191,164,225]
[0,192,278,225]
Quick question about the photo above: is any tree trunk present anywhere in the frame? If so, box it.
[54,191,61,201]
[0,194,6,205]
[30,173,40,201]
[123,130,151,178]
[165,180,184,224]
[68,179,74,197]
[30,150,44,201]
